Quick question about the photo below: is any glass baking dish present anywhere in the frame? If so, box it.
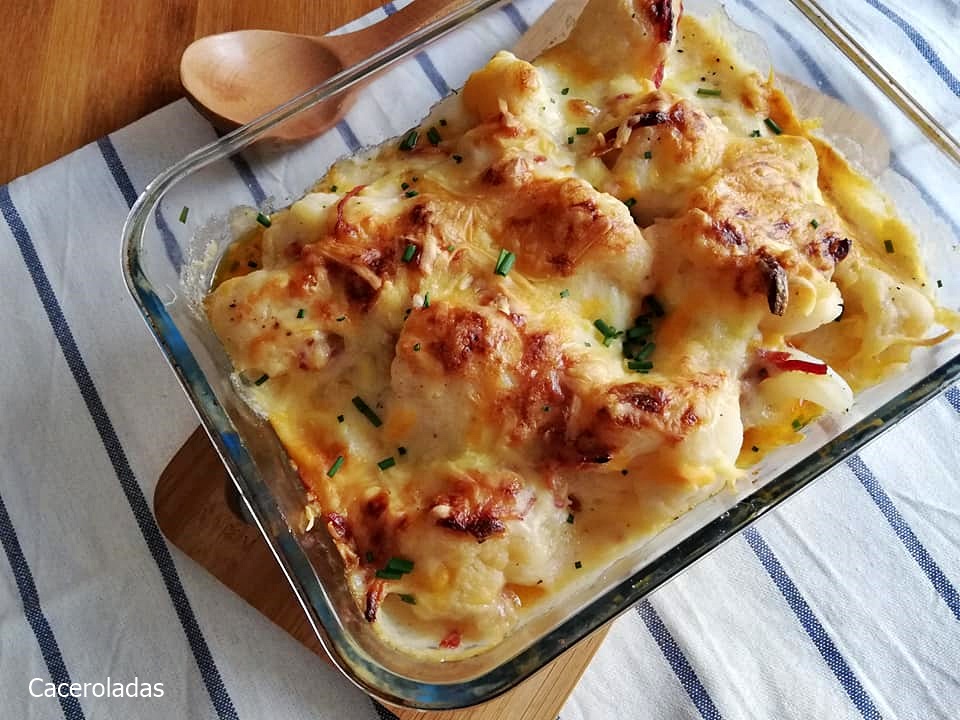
[122,0,960,709]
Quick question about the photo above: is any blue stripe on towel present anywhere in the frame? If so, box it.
[946,385,960,414]
[637,600,724,720]
[502,3,529,34]
[0,184,240,720]
[383,3,451,97]
[847,456,960,621]
[744,527,882,719]
[864,0,960,96]
[227,152,267,207]
[96,137,184,271]
[0,490,86,720]
[337,121,363,153]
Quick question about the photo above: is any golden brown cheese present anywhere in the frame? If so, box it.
[203,0,953,658]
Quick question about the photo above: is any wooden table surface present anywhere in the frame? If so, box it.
[3,0,397,185]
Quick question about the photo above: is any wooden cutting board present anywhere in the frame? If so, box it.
[155,428,609,719]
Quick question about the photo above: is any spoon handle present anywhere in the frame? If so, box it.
[337,0,465,65]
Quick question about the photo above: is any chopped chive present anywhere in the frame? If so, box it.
[365,551,375,563]
[326,455,345,478]
[296,308,305,319]
[399,129,419,151]
[566,513,574,524]
[764,117,783,135]
[377,456,396,471]
[336,315,346,322]
[697,87,722,97]
[413,343,421,352]
[624,197,637,208]
[423,292,430,308]
[247,260,258,268]
[627,359,654,371]
[810,219,820,229]
[398,593,417,605]
[178,206,189,223]
[254,373,269,386]
[427,126,442,145]
[543,405,551,412]
[352,396,382,427]
[446,244,455,252]
[751,445,760,452]
[621,469,629,476]
[633,342,656,360]
[439,118,447,126]
[561,87,570,95]
[405,190,419,198]
[792,418,804,430]
[884,239,895,254]
[376,569,403,580]
[574,560,583,569]
[575,126,590,135]
[452,154,463,163]
[750,129,761,137]
[412,176,418,182]
[494,248,516,276]
[560,289,570,298]
[402,243,417,262]
[387,557,414,573]
[567,136,575,145]
[644,295,665,317]
[593,318,619,340]
[337,414,344,423]
[937,279,943,288]
[643,150,652,159]
[398,446,408,456]
[626,326,649,340]
[256,212,271,228]
[401,182,410,190]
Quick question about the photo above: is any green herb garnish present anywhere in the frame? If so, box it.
[624,197,637,208]
[402,243,417,262]
[377,456,396,471]
[884,239,895,254]
[256,212,271,228]
[643,150,652,159]
[567,136,575,145]
[561,87,570,95]
[254,373,269,386]
[330,185,338,192]
[387,557,414,573]
[427,126,442,145]
[560,289,570,298]
[764,117,783,135]
[810,219,820,229]
[352,396,382,427]
[452,154,463,164]
[376,569,403,580]
[399,129,419,151]
[296,308,305,319]
[326,456,345,478]
[179,206,189,223]
[697,87,722,97]
[337,414,344,423]
[423,291,430,308]
[575,126,590,135]
[566,513,575,524]
[750,129,761,137]
[574,560,583,569]
[398,594,417,604]
[413,343,421,352]
[439,118,447,126]
[405,190,419,198]
[398,446,407,456]
[494,248,516,276]
[247,260,258,269]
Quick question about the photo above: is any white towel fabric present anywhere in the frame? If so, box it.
[1,1,958,719]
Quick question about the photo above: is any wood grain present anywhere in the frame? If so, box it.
[1,0,391,184]
[156,428,608,719]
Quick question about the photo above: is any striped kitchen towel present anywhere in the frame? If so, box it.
[1,1,957,719]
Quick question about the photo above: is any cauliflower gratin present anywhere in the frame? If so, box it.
[204,0,955,657]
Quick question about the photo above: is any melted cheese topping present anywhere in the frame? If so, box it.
[204,0,954,657]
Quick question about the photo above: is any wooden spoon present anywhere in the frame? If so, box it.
[181,0,458,141]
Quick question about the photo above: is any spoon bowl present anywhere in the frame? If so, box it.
[181,0,455,141]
